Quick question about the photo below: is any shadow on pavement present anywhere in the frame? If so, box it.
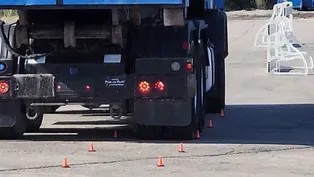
[20,104,314,146]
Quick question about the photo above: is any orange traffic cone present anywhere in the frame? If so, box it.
[88,143,96,152]
[178,143,185,153]
[157,156,165,167]
[208,120,213,128]
[62,158,69,168]
[196,130,200,139]
[114,130,118,138]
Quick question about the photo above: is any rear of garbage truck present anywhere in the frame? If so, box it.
[0,0,228,139]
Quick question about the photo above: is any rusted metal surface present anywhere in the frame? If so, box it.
[64,21,76,48]
[13,74,55,98]
[29,24,111,39]
[163,8,184,26]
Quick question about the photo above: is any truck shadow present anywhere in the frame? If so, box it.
[21,103,314,146]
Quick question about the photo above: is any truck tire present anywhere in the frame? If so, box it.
[43,106,60,113]
[25,114,43,132]
[82,104,100,110]
[203,10,228,113]
[199,58,206,132]
[205,58,225,113]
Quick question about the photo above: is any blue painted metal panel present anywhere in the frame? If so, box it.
[25,0,56,5]
[205,0,224,9]
[302,0,313,9]
[0,0,183,6]
[0,0,24,5]
[63,0,183,5]
[215,0,225,9]
[277,0,302,9]
[0,0,56,5]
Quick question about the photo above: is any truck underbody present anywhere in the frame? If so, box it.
[0,2,228,139]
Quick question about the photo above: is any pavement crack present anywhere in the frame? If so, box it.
[0,146,312,172]
[0,150,236,172]
[230,24,254,44]
[232,146,313,155]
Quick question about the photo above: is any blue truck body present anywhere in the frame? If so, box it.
[0,0,55,6]
[0,0,184,5]
[277,0,302,9]
[0,0,225,10]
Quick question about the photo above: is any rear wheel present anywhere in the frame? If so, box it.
[198,58,206,132]
[82,104,101,110]
[203,10,227,113]
[43,106,60,113]
[25,114,43,132]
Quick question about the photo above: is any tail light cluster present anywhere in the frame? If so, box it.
[0,80,9,94]
[138,80,165,94]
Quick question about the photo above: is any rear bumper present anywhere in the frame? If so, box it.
[0,73,195,102]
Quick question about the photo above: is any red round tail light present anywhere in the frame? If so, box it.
[138,81,150,93]
[85,85,91,90]
[186,63,193,70]
[154,81,165,91]
[0,81,9,94]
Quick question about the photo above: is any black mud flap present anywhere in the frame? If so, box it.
[13,74,55,98]
[0,100,21,127]
[134,99,192,127]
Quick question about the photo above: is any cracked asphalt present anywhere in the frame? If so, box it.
[1,16,314,177]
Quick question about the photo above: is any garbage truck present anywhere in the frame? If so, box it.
[0,0,228,140]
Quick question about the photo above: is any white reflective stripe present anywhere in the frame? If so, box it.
[103,54,121,63]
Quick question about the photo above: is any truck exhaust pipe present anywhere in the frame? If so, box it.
[26,107,40,120]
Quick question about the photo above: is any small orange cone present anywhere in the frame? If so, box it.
[196,130,200,139]
[220,109,224,117]
[178,143,185,153]
[208,120,213,128]
[157,156,165,167]
[114,130,118,138]
[62,158,69,168]
[88,143,96,152]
